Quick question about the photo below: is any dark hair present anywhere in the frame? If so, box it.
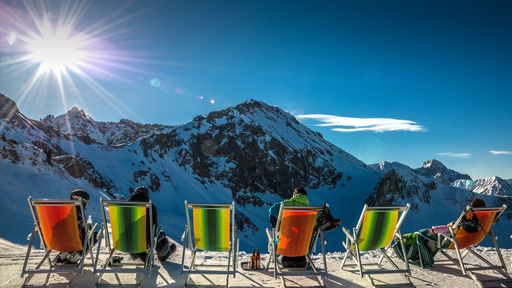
[293,187,307,197]
[470,198,486,208]
[70,189,90,201]
[133,186,149,198]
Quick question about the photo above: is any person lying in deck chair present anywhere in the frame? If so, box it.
[394,198,486,268]
[268,187,310,268]
[125,186,176,264]
[52,189,93,265]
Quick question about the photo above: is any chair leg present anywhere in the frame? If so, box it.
[340,249,350,270]
[94,227,104,273]
[320,231,328,277]
[273,237,278,280]
[21,225,37,277]
[354,243,363,278]
[489,230,508,272]
[36,250,52,270]
[181,228,188,276]
[452,241,466,275]
[398,232,411,275]
[226,247,232,287]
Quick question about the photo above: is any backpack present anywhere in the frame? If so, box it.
[316,203,341,232]
[461,209,480,234]
[155,230,174,261]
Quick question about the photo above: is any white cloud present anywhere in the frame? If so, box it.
[437,152,471,159]
[295,114,425,133]
[489,150,512,155]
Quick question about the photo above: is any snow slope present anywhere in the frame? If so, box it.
[1,93,511,251]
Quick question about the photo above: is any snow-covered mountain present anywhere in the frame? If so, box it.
[452,177,512,197]
[41,107,175,146]
[1,93,511,250]
[414,159,472,184]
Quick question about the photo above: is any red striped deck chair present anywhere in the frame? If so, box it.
[438,204,511,287]
[21,196,97,278]
[94,199,157,286]
[266,205,327,287]
[340,203,411,286]
[181,201,239,287]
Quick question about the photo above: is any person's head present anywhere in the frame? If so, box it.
[129,186,150,202]
[470,198,486,208]
[133,186,149,197]
[70,189,90,207]
[293,187,307,197]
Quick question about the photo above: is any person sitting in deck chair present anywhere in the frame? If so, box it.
[126,186,176,263]
[268,187,310,268]
[52,189,92,265]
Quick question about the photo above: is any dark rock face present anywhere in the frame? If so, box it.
[0,93,24,127]
[366,170,435,210]
[145,100,349,205]
[54,155,114,192]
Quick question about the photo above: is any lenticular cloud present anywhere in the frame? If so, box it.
[295,114,425,132]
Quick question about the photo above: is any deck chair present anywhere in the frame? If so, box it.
[181,201,239,287]
[21,196,97,277]
[340,204,411,286]
[266,205,327,287]
[437,204,510,287]
[94,199,157,286]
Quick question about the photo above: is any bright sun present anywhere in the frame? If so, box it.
[26,23,86,74]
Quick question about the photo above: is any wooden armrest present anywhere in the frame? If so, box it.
[342,227,356,242]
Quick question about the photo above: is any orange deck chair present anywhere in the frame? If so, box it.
[438,204,511,287]
[21,196,97,277]
[266,205,327,287]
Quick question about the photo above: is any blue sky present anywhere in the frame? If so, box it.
[1,0,511,179]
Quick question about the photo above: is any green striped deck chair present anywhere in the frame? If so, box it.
[94,199,157,286]
[437,204,511,287]
[266,204,327,287]
[340,203,411,286]
[181,201,239,287]
[21,197,97,281]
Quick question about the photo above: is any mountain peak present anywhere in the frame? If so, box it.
[0,93,20,122]
[65,106,94,121]
[416,159,471,184]
[422,159,447,170]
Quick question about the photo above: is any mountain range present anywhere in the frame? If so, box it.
[1,93,511,250]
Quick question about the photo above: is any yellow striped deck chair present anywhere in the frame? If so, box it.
[341,203,411,286]
[21,197,96,280]
[94,199,157,286]
[181,201,238,287]
[266,205,327,287]
[438,204,511,287]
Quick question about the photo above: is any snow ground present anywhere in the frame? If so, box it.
[1,238,511,288]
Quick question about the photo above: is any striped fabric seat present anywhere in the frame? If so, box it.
[36,204,83,252]
[182,201,238,287]
[356,210,398,251]
[94,199,157,283]
[276,210,317,257]
[340,204,411,287]
[108,204,148,253]
[192,205,231,252]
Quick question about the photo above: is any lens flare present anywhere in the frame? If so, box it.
[26,23,86,74]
